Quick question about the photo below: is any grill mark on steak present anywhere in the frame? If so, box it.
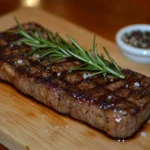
[0,22,150,139]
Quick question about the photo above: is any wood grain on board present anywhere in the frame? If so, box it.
[0,8,150,150]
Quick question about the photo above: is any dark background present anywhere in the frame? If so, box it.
[0,0,150,42]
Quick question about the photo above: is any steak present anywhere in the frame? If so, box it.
[0,22,150,139]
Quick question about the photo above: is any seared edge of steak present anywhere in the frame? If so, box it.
[0,63,150,138]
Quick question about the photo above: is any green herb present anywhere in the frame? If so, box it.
[15,18,125,79]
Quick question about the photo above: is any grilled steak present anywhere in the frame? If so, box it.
[0,23,150,139]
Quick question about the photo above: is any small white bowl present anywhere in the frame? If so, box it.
[116,24,150,64]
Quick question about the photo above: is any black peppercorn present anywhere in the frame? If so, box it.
[122,30,150,49]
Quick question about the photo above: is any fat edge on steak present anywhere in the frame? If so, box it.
[0,23,150,139]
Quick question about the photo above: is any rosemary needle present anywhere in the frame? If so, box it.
[14,18,125,79]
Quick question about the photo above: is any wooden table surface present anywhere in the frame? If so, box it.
[0,0,150,150]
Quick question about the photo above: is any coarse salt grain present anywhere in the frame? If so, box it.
[57,72,61,77]
[107,95,112,99]
[33,54,40,58]
[32,54,40,60]
[90,99,94,103]
[107,103,114,108]
[113,109,117,113]
[141,132,147,137]
[115,118,121,123]
[121,111,128,115]
[118,139,125,143]
[10,44,14,48]
[68,69,72,73]
[17,59,23,64]
[134,82,140,87]
[83,73,91,79]
[110,79,113,82]
[17,42,21,46]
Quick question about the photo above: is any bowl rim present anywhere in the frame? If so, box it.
[116,24,150,56]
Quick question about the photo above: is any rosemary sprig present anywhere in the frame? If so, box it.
[14,18,125,79]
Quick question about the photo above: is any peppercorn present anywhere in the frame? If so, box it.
[122,30,150,49]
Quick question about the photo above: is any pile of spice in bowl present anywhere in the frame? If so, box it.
[122,30,150,49]
[116,24,150,64]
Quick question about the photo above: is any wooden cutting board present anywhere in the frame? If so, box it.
[0,8,150,150]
